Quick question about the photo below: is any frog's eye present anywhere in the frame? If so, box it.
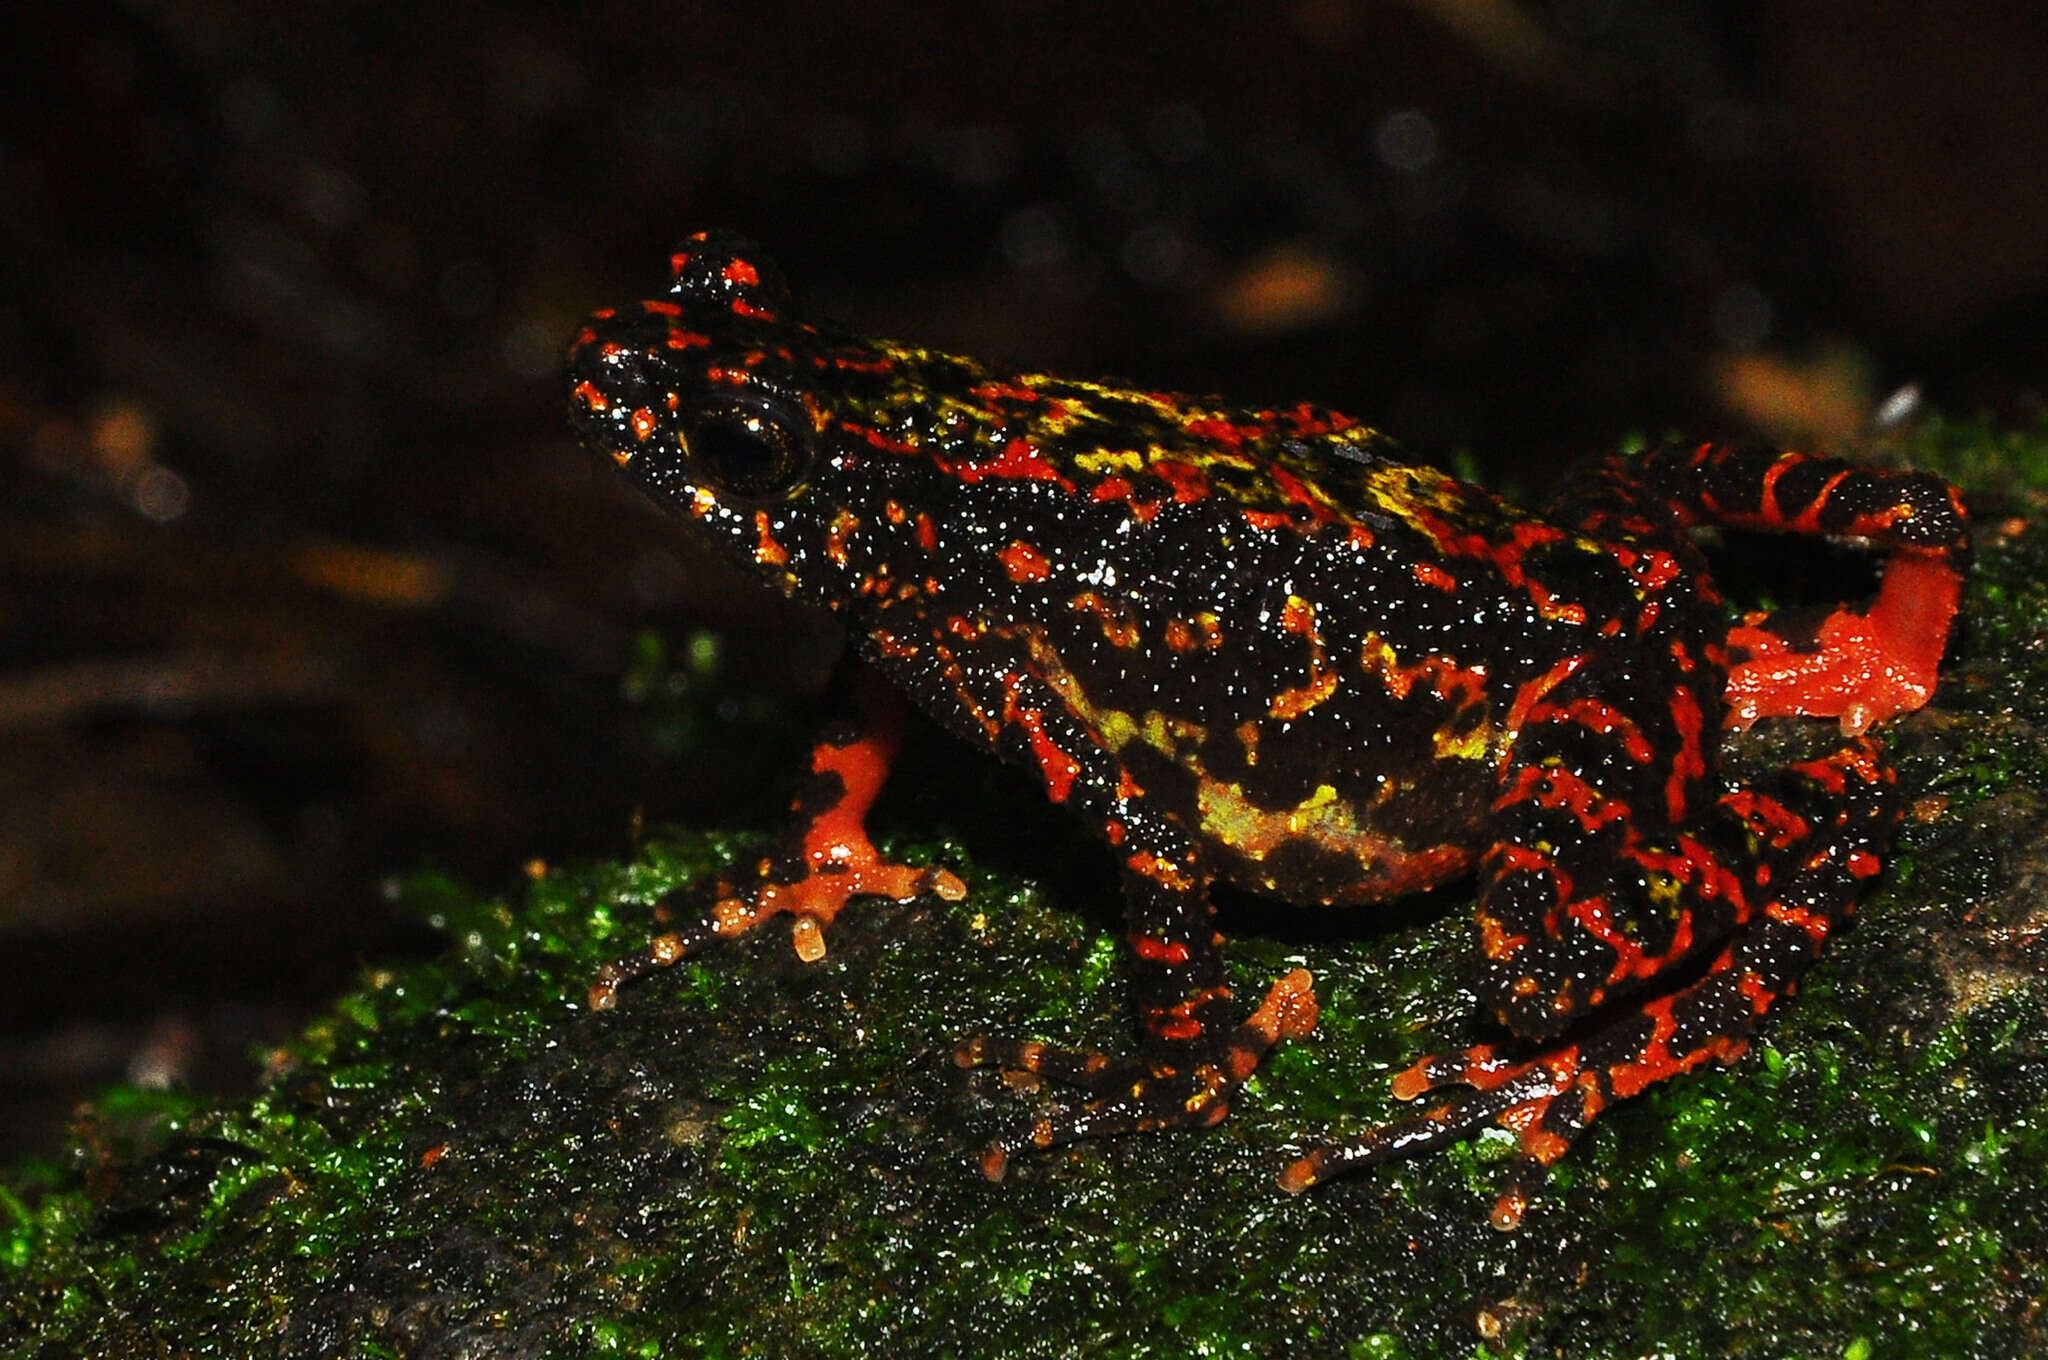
[681,394,814,499]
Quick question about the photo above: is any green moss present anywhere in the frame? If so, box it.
[8,421,2048,1358]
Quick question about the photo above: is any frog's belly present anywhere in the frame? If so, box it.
[1119,727,1499,906]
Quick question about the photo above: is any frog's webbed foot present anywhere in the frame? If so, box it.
[587,664,966,1012]
[1281,932,1779,1229]
[1279,1042,1585,1229]
[585,852,967,1012]
[956,969,1318,1179]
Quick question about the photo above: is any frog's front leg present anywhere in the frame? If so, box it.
[952,674,1317,1174]
[588,664,966,1010]
[958,846,1317,1178]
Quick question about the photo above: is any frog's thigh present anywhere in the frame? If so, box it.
[1475,656,1740,1040]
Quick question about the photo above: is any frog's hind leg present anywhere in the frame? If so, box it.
[1285,735,1899,1228]
[588,666,965,1011]
[1569,442,1968,733]
[1561,441,1967,556]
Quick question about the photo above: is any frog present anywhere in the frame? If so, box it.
[565,230,1968,1227]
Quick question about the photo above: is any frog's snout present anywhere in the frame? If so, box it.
[564,313,673,453]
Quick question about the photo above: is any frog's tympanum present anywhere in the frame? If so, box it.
[567,231,1967,1226]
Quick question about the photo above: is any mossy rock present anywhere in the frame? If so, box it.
[6,417,2047,1359]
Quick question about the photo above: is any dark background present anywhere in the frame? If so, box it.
[5,0,2045,1161]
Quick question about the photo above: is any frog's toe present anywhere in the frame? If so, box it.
[1278,1058,1578,1221]
[964,1049,1239,1181]
[587,917,727,1011]
[959,972,1316,1177]
[1385,1041,1526,1101]
[952,1036,1136,1096]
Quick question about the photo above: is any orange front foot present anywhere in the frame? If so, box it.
[589,665,965,1011]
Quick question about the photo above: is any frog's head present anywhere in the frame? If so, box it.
[566,230,1007,608]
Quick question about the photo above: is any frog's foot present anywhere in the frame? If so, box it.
[1278,1042,1585,1228]
[586,852,967,1012]
[588,663,967,1012]
[1724,551,1963,733]
[1281,969,1760,1228]
[957,969,1318,1179]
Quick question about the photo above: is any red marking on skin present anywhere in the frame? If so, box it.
[1088,476,1165,523]
[955,438,1074,490]
[722,258,760,286]
[829,354,895,373]
[1525,581,1589,624]
[640,299,682,317]
[1604,996,1691,1098]
[1793,469,1853,531]
[751,511,789,567]
[1360,642,1488,709]
[845,422,917,455]
[1765,899,1833,943]
[1666,687,1706,823]
[1529,697,1654,764]
[999,539,1052,584]
[1330,844,1473,900]
[1562,893,1640,981]
[629,408,657,441]
[1515,1120,1574,1171]
[1497,764,1630,832]
[1164,617,1215,652]
[571,379,608,411]
[1133,934,1192,965]
[665,330,712,351]
[1347,525,1375,551]
[1282,402,1356,437]
[1738,971,1774,1012]
[825,510,860,567]
[1636,548,1681,592]
[1183,415,1258,451]
[1070,592,1140,647]
[1411,511,1567,596]
[1505,656,1588,746]
[1268,464,1343,526]
[1721,789,1809,848]
[1757,453,1796,525]
[1002,677,1081,802]
[1496,843,1557,879]
[1725,554,1961,733]
[1479,911,1533,963]
[971,379,1042,404]
[1146,996,1211,1043]
[915,514,938,552]
[730,299,777,321]
[1847,849,1881,879]
[1126,849,1196,892]
[1412,562,1457,592]
[1243,510,1293,531]
[1151,458,1211,503]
